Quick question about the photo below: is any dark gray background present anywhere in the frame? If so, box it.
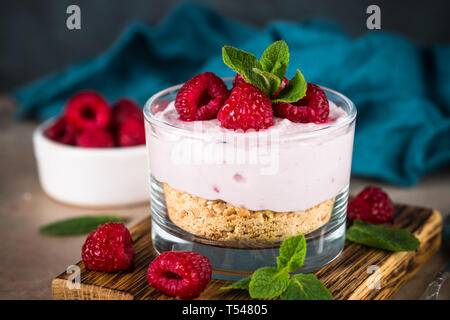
[1,0,449,93]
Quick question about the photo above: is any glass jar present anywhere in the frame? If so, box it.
[144,79,356,280]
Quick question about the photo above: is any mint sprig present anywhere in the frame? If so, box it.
[221,235,333,300]
[346,220,420,252]
[251,68,281,97]
[222,46,262,84]
[222,40,307,102]
[259,40,289,81]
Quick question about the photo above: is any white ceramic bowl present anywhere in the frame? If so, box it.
[33,119,149,207]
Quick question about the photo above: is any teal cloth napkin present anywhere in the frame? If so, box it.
[14,3,450,186]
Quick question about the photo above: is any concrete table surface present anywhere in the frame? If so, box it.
[0,96,449,300]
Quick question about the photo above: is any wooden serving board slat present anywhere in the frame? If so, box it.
[52,204,442,300]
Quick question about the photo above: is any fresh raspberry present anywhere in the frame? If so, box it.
[44,117,76,145]
[65,91,111,130]
[273,83,329,123]
[147,251,212,299]
[117,116,146,147]
[112,98,143,127]
[82,223,134,272]
[233,74,288,98]
[218,83,274,131]
[348,186,394,224]
[232,74,246,88]
[76,127,115,148]
[175,72,229,121]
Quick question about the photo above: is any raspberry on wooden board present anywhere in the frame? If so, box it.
[348,186,394,224]
[147,251,212,299]
[82,223,135,272]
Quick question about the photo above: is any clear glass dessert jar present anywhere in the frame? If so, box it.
[144,79,356,280]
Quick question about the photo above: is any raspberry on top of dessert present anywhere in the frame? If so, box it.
[175,72,229,121]
[173,40,331,131]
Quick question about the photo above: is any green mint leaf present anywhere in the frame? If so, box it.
[220,277,251,291]
[272,69,307,103]
[222,45,282,96]
[276,235,307,272]
[249,267,290,299]
[222,45,262,84]
[259,40,289,81]
[39,215,125,236]
[347,220,421,252]
[280,274,333,300]
[251,68,281,97]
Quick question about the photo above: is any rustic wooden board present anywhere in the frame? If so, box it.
[52,204,442,300]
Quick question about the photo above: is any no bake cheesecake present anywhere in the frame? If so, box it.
[145,41,355,247]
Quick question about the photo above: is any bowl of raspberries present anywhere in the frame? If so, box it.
[33,91,149,207]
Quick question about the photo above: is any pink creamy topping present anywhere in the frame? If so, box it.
[147,101,354,212]
[158,101,348,135]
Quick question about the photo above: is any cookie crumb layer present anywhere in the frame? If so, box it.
[163,183,334,242]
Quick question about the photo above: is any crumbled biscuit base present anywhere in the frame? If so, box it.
[163,183,334,242]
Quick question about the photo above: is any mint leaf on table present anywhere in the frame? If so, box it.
[346,220,420,252]
[272,69,307,103]
[249,267,291,299]
[39,215,124,236]
[276,234,307,272]
[220,277,251,291]
[259,40,289,81]
[280,274,333,300]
